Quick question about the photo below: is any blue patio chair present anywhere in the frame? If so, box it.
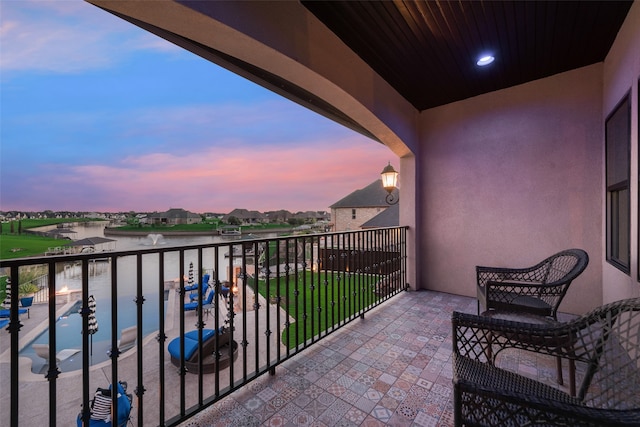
[184,287,215,312]
[76,381,132,427]
[0,319,8,329]
[188,274,210,301]
[189,279,231,302]
[184,273,209,292]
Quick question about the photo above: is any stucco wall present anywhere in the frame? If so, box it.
[419,64,603,315]
[602,1,640,304]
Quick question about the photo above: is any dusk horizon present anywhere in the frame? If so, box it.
[0,2,395,214]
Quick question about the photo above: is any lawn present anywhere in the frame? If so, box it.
[0,218,97,260]
[251,271,381,348]
[0,234,71,260]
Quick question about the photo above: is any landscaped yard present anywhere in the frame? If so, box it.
[0,218,96,260]
[251,271,382,348]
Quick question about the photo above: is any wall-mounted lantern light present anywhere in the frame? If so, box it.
[381,162,399,205]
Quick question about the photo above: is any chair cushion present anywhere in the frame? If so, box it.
[0,308,28,318]
[167,329,222,361]
[77,382,131,427]
[91,393,111,421]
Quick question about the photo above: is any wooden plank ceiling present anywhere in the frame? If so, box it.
[302,0,632,111]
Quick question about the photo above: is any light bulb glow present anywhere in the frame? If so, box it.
[476,55,495,66]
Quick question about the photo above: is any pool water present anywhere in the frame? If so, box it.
[21,294,167,374]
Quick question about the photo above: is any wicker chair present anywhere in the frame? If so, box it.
[476,248,589,318]
[452,297,640,426]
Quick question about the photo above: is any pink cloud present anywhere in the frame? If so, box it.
[36,135,397,213]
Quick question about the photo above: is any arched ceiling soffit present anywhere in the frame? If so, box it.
[87,0,416,158]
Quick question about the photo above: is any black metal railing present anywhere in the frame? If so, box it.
[0,227,408,426]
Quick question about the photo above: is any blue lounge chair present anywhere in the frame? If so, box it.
[0,308,29,318]
[0,319,8,329]
[184,273,210,292]
[168,328,236,374]
[76,381,132,427]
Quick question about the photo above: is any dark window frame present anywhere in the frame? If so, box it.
[606,93,631,274]
[638,77,640,281]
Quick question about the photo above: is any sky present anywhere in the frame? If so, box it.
[0,1,396,214]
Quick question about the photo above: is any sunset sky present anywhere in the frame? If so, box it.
[0,1,396,214]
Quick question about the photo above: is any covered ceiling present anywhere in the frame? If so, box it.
[302,0,632,111]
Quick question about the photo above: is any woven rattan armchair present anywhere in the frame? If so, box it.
[476,248,589,318]
[452,297,640,426]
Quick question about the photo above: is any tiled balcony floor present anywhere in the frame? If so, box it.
[178,290,577,426]
[1,290,578,427]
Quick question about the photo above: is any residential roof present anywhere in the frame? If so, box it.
[225,209,265,220]
[149,208,200,219]
[330,180,399,209]
[361,204,399,228]
[65,237,116,246]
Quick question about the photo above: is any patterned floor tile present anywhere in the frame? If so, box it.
[176,291,570,427]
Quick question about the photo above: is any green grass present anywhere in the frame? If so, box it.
[0,276,7,304]
[251,271,381,348]
[0,218,97,260]
[0,234,68,260]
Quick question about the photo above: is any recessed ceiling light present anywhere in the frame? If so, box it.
[476,55,495,66]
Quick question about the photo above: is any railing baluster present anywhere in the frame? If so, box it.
[79,260,90,427]
[9,266,20,426]
[110,256,120,425]
[135,253,145,425]
[46,262,58,426]
[178,251,186,417]
[158,251,166,425]
[226,243,235,391]
[196,249,204,404]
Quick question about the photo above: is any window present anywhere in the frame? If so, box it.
[606,94,630,273]
[351,209,356,220]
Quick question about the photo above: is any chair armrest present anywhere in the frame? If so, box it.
[452,311,578,362]
[454,354,640,426]
[476,265,539,285]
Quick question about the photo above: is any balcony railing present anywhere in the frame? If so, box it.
[0,226,408,426]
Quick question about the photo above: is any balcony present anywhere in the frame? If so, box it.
[1,227,425,426]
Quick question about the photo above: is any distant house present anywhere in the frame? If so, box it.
[148,208,202,225]
[223,209,266,224]
[264,210,294,223]
[293,210,331,222]
[330,180,399,231]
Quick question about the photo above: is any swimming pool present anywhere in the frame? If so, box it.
[21,293,167,374]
